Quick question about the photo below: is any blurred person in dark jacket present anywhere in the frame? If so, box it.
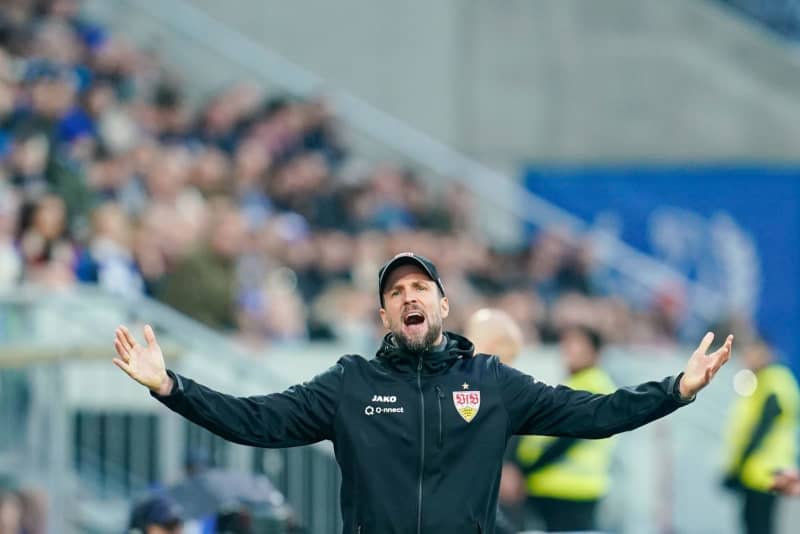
[722,337,799,534]
[18,193,76,286]
[128,495,183,534]
[466,308,526,534]
[158,202,246,331]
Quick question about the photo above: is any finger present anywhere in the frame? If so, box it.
[114,340,130,362]
[696,331,715,355]
[116,327,132,353]
[114,328,128,349]
[143,324,158,348]
[712,334,734,356]
[710,335,735,370]
[112,357,134,377]
[120,325,137,351]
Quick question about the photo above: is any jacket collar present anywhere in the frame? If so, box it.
[375,331,475,375]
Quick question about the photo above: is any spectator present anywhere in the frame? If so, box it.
[0,1,703,348]
[0,187,21,289]
[157,202,246,331]
[516,325,617,532]
[465,308,527,533]
[75,202,143,296]
[128,495,184,534]
[19,193,75,286]
[722,336,800,534]
[0,489,22,534]
[16,487,46,534]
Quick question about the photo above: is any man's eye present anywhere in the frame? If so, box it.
[391,290,400,297]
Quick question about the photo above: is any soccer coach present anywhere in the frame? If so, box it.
[113,252,733,534]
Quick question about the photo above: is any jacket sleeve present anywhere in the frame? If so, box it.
[497,363,693,438]
[151,363,344,448]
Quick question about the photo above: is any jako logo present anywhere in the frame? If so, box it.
[371,395,397,403]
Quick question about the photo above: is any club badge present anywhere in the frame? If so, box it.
[452,390,481,423]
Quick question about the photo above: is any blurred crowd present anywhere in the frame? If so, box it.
[0,0,694,351]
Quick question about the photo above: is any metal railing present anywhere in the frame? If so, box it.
[0,286,343,534]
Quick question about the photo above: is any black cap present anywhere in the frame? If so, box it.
[378,252,445,306]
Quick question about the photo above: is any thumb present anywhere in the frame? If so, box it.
[143,324,158,348]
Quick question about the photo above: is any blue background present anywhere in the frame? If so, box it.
[524,165,800,376]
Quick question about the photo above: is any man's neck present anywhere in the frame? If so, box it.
[430,334,448,352]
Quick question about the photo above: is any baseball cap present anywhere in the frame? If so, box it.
[129,495,183,530]
[378,252,445,306]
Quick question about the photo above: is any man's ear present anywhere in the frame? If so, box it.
[379,308,389,329]
[439,296,449,319]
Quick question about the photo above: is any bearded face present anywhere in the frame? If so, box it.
[390,300,444,352]
[379,264,449,353]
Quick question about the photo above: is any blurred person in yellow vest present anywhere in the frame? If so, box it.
[722,336,800,534]
[465,307,526,534]
[516,324,615,532]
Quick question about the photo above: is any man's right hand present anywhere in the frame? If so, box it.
[113,324,173,396]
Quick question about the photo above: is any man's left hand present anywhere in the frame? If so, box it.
[679,332,734,399]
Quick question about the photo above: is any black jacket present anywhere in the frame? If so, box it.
[154,332,693,534]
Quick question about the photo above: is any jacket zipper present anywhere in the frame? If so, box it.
[476,521,483,533]
[356,526,362,534]
[416,356,425,534]
[435,385,444,448]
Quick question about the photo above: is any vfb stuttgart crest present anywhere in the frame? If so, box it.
[453,391,481,423]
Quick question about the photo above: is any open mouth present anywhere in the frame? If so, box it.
[403,311,426,327]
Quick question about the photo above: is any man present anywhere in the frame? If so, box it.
[465,308,527,534]
[516,325,615,532]
[464,308,524,367]
[722,337,799,534]
[128,495,184,534]
[113,252,733,534]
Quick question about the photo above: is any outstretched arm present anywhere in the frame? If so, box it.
[113,325,342,448]
[502,332,733,438]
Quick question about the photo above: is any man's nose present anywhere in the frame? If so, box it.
[403,293,418,304]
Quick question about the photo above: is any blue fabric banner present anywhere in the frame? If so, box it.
[524,165,800,375]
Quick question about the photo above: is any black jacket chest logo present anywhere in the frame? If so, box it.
[452,390,481,422]
[364,393,405,416]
